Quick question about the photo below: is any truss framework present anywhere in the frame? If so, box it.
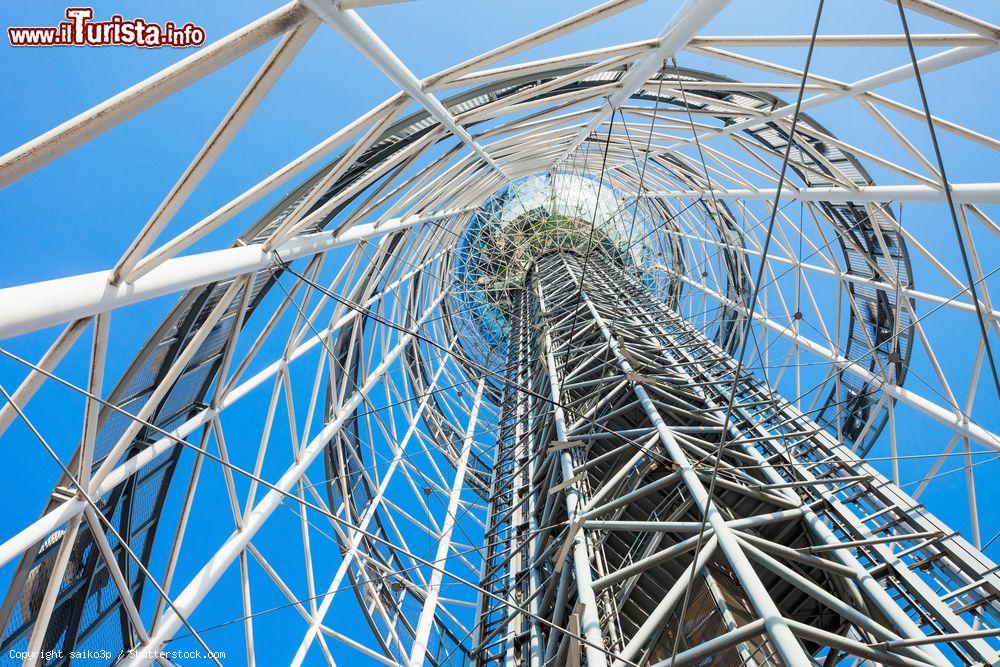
[477,252,999,666]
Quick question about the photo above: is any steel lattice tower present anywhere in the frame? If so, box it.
[0,1,999,666]
[475,247,1000,666]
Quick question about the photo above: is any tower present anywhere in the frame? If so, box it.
[0,2,998,666]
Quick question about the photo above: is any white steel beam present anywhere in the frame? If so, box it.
[110,17,320,284]
[300,0,509,178]
[0,248,441,573]
[0,318,90,437]
[536,285,608,667]
[885,0,1000,41]
[0,2,309,189]
[576,275,812,666]
[408,380,485,667]
[120,288,448,667]
[291,336,459,664]
[0,207,472,340]
[688,34,995,47]
[644,182,1000,205]
[553,0,732,165]
[665,44,996,153]
[673,274,1000,452]
[425,0,653,89]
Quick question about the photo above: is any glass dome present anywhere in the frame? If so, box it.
[450,172,663,352]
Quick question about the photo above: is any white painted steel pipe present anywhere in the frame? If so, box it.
[666,45,996,152]
[676,274,1000,452]
[0,3,309,188]
[554,0,732,164]
[300,0,508,178]
[578,273,812,666]
[121,289,448,667]
[0,208,471,340]
[0,248,441,571]
[408,380,485,667]
[644,182,1000,205]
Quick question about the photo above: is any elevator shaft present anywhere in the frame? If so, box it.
[474,252,1000,667]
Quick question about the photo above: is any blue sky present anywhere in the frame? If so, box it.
[1,0,999,664]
